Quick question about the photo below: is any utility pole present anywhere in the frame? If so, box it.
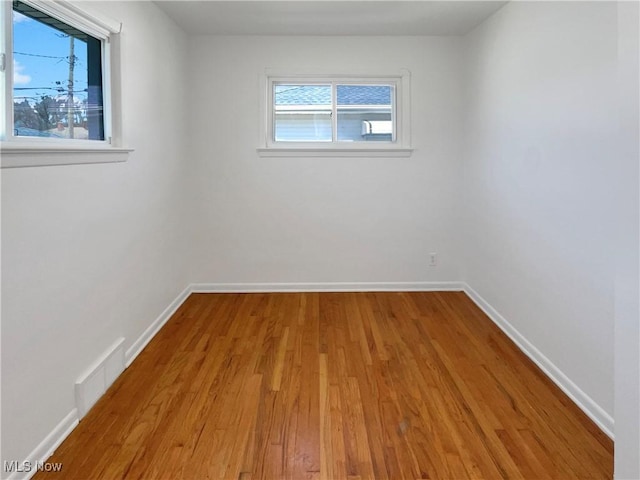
[67,35,74,139]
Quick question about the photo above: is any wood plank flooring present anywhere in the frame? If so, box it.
[36,292,613,479]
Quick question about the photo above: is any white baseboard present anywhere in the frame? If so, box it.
[190,281,464,293]
[5,409,79,480]
[462,282,614,439]
[125,285,192,367]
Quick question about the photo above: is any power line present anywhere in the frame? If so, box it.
[13,51,66,59]
[14,87,87,92]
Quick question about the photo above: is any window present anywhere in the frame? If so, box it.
[259,72,412,157]
[1,0,128,166]
[11,1,106,141]
[274,84,394,143]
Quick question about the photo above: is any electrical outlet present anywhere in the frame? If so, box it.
[429,253,438,266]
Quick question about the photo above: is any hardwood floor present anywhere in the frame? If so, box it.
[36,292,613,479]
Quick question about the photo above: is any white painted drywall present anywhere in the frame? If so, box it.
[614,2,640,478]
[187,35,464,284]
[0,1,190,468]
[462,0,619,426]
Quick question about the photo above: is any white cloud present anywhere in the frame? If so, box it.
[13,60,31,85]
[13,11,31,23]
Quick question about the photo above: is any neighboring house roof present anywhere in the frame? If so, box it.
[275,85,391,106]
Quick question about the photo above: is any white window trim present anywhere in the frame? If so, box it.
[0,0,132,168]
[257,69,412,158]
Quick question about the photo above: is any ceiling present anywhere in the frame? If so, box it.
[154,1,508,36]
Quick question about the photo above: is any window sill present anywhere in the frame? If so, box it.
[256,146,413,158]
[1,143,133,168]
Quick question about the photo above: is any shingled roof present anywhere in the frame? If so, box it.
[275,85,391,106]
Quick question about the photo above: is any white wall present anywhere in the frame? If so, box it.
[2,2,637,475]
[614,2,640,478]
[187,36,464,285]
[462,0,619,431]
[1,1,190,468]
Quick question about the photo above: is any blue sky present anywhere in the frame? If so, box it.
[13,10,88,105]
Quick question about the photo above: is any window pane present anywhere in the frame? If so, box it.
[12,1,104,140]
[274,84,332,142]
[337,85,393,142]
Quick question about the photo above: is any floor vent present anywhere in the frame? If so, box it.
[75,338,125,419]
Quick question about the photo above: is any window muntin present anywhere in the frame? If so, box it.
[270,79,397,144]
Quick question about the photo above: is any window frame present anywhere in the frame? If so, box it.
[0,0,130,167]
[258,70,412,158]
